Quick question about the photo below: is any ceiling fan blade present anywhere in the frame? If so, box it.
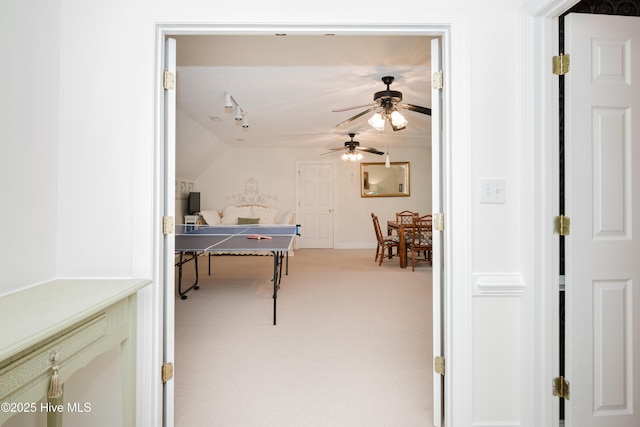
[332,102,377,113]
[335,106,378,127]
[401,103,432,116]
[320,149,343,156]
[357,147,385,155]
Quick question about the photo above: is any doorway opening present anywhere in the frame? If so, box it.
[157,25,452,427]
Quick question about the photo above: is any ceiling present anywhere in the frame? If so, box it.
[174,34,434,159]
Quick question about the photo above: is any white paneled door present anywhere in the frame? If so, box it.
[565,13,640,427]
[297,162,334,248]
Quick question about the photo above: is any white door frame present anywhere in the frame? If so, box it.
[522,0,580,425]
[153,22,467,426]
[159,36,177,426]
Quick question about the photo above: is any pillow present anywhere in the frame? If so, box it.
[275,210,294,225]
[237,217,260,225]
[221,205,252,224]
[200,210,221,225]
[251,206,278,224]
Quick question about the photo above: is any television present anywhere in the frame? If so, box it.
[187,192,200,214]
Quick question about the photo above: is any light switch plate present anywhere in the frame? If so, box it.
[480,178,506,204]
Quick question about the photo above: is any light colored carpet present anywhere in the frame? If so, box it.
[174,248,433,426]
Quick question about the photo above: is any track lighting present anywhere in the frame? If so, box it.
[225,93,249,130]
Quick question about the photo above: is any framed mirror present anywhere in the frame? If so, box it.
[360,162,410,197]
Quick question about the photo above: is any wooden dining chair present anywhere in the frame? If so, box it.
[394,211,418,263]
[407,214,433,271]
[371,212,400,266]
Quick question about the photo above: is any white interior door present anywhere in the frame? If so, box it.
[430,37,444,427]
[163,37,177,427]
[564,13,640,427]
[297,162,334,248]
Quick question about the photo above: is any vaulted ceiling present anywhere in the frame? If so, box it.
[174,34,434,176]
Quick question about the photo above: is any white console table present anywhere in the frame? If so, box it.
[0,279,151,427]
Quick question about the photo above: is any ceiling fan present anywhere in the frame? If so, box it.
[323,133,384,161]
[333,76,431,131]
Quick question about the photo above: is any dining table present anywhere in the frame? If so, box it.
[387,220,409,268]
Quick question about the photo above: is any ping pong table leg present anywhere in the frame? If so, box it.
[273,298,277,325]
[177,252,200,300]
[272,251,277,325]
[271,251,285,325]
[194,253,199,290]
[270,250,289,325]
[178,253,185,299]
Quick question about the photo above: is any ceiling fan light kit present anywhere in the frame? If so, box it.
[342,151,363,161]
[323,133,384,162]
[367,113,386,131]
[390,110,408,129]
[333,75,431,132]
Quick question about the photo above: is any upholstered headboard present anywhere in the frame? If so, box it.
[199,203,294,226]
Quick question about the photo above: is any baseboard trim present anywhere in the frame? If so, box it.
[333,243,376,250]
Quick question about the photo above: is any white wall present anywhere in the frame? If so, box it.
[195,147,432,248]
[0,0,61,294]
[1,0,536,426]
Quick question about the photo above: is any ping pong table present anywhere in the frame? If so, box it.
[174,224,297,325]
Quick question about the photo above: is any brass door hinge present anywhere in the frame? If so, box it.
[163,70,175,90]
[552,376,570,400]
[432,70,443,90]
[433,213,444,232]
[434,356,445,375]
[162,216,174,235]
[162,362,174,383]
[552,54,570,76]
[554,215,570,236]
